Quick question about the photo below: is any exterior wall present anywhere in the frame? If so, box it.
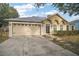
[69,25,72,31]
[9,22,13,37]
[69,25,75,31]
[43,14,69,34]
[63,25,67,30]
[41,24,46,35]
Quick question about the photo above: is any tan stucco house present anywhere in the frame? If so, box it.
[6,13,75,37]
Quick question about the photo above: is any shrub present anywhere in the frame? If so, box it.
[53,30,79,36]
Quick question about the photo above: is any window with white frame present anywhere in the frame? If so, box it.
[72,25,74,31]
[60,25,63,31]
[67,25,69,31]
[53,25,57,31]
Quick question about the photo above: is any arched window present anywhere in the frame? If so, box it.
[53,25,57,31]
[46,24,50,33]
[72,26,74,31]
[67,25,69,31]
[60,25,63,31]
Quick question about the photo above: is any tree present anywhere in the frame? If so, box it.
[0,3,19,27]
[52,3,79,16]
[34,3,79,16]
[34,3,46,8]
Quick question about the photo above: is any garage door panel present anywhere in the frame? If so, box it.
[12,24,41,36]
[31,26,40,35]
[24,26,32,35]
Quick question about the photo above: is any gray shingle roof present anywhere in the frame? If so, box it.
[5,16,46,22]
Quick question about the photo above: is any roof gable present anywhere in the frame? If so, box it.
[47,13,68,23]
[43,13,69,25]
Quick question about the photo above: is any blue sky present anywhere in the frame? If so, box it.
[10,3,79,22]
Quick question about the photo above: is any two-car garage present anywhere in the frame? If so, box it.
[7,17,46,37]
[10,22,41,37]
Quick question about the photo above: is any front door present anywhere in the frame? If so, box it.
[46,24,50,33]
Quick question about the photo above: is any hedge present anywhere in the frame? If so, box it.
[53,30,79,36]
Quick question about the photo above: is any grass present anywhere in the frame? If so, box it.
[0,31,8,43]
[52,35,79,55]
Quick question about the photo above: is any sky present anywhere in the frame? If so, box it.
[10,3,79,22]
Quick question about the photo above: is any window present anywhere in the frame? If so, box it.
[67,25,69,31]
[60,25,63,31]
[72,26,74,31]
[53,25,57,31]
[46,24,50,33]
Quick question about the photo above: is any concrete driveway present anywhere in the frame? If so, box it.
[0,36,77,56]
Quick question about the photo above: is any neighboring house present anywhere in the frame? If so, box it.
[70,20,79,30]
[6,13,74,37]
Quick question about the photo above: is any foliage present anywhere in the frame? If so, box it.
[52,3,79,16]
[0,28,8,43]
[34,3,46,8]
[54,30,79,36]
[34,3,79,16]
[0,3,19,27]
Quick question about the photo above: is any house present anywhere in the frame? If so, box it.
[69,20,79,30]
[6,13,75,37]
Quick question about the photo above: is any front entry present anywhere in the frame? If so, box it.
[46,24,50,34]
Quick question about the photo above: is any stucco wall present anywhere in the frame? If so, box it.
[44,14,68,32]
[9,22,13,37]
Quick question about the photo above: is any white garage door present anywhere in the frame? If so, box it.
[12,23,41,36]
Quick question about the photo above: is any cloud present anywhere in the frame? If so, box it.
[19,10,59,17]
[45,10,58,15]
[20,14,38,18]
[12,3,59,17]
[13,4,59,17]
[14,4,35,17]
[40,6,44,8]
[70,15,79,21]
[14,4,35,10]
